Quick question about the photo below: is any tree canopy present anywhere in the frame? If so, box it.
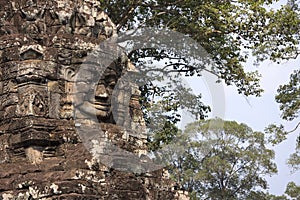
[162,118,277,199]
[99,0,300,140]
[99,0,298,93]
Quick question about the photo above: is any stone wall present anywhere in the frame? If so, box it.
[0,0,189,199]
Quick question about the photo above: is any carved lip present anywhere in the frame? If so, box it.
[78,101,110,117]
[91,102,111,111]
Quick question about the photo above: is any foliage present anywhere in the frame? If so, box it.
[252,3,300,62]
[285,182,300,199]
[276,70,300,121]
[139,79,211,129]
[147,121,181,151]
[287,147,300,172]
[265,194,289,200]
[262,0,300,172]
[265,124,288,145]
[99,0,279,97]
[162,118,277,199]
[267,69,300,171]
[265,182,300,200]
[98,0,300,146]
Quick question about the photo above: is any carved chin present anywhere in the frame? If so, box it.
[79,101,110,118]
[95,108,110,118]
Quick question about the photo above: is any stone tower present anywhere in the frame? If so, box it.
[0,0,189,199]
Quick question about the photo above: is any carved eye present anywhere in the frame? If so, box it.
[20,49,43,60]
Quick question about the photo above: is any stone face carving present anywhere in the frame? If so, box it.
[0,0,189,199]
[76,69,118,121]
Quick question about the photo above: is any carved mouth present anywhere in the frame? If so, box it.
[90,101,110,111]
[94,104,110,111]
[78,101,111,118]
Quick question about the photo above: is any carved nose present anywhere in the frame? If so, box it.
[95,84,108,98]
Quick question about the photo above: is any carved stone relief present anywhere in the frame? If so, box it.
[0,0,189,199]
[17,87,48,116]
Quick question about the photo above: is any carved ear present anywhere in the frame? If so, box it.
[61,66,77,80]
[70,12,76,31]
[20,48,44,60]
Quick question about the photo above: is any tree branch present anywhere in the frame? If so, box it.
[287,121,300,134]
[116,0,142,32]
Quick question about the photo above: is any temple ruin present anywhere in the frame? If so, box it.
[0,0,189,199]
